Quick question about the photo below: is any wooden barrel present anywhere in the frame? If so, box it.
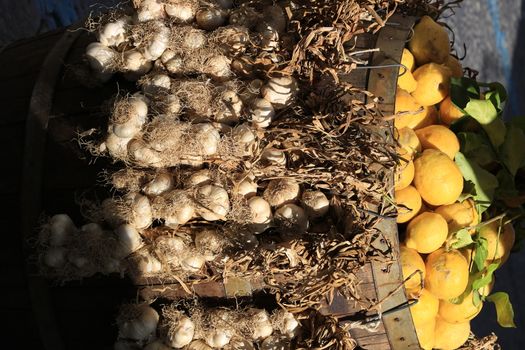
[3,14,419,350]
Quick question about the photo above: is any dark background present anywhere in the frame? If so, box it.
[0,0,523,348]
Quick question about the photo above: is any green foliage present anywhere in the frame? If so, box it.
[487,292,516,328]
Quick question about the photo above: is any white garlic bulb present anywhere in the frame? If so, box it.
[196,184,230,221]
[249,98,274,128]
[263,179,300,207]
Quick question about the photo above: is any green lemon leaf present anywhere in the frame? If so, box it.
[450,228,474,249]
[450,77,481,109]
[472,263,499,290]
[474,236,489,272]
[479,82,508,111]
[458,132,498,167]
[487,292,516,328]
[455,152,499,214]
[464,99,506,147]
[500,124,525,176]
[473,289,482,307]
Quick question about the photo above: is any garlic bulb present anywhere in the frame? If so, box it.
[193,123,221,156]
[261,148,286,166]
[185,169,212,187]
[155,236,186,257]
[136,0,166,22]
[232,123,258,156]
[80,222,104,238]
[247,196,273,234]
[165,56,184,74]
[85,42,116,74]
[263,179,300,207]
[159,94,182,116]
[196,7,227,31]
[67,252,90,269]
[246,309,273,340]
[131,193,153,229]
[132,250,163,276]
[196,184,230,221]
[128,139,163,167]
[211,25,249,54]
[142,22,170,61]
[249,98,274,128]
[194,228,224,261]
[274,204,309,233]
[112,96,148,138]
[98,17,130,47]
[205,328,233,348]
[261,77,297,109]
[142,172,174,196]
[165,315,195,348]
[48,214,76,246]
[215,90,242,124]
[123,50,152,76]
[181,28,207,49]
[154,236,186,265]
[142,74,171,96]
[154,190,195,227]
[204,54,232,81]
[180,253,206,272]
[104,132,132,159]
[234,177,257,198]
[165,0,197,23]
[301,190,330,218]
[273,310,299,338]
[186,340,212,350]
[144,340,172,350]
[258,25,279,51]
[115,224,143,257]
[118,304,159,341]
[43,246,66,268]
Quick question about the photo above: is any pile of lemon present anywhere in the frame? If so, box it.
[394,16,516,350]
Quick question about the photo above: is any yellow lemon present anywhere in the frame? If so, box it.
[396,127,422,158]
[439,96,465,125]
[395,160,415,191]
[413,149,463,206]
[398,70,418,93]
[412,63,452,106]
[405,212,448,254]
[433,317,470,350]
[444,55,463,78]
[479,221,516,265]
[414,318,436,350]
[435,199,479,234]
[400,245,426,293]
[395,89,439,130]
[401,48,416,72]
[415,125,460,159]
[408,15,450,65]
[410,289,440,324]
[396,185,423,223]
[425,248,469,300]
[439,292,482,323]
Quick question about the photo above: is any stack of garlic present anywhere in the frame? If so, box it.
[114,303,300,350]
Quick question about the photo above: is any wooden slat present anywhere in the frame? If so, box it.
[367,14,420,350]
